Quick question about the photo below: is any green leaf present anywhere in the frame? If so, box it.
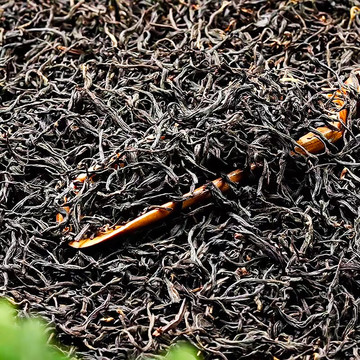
[0,299,71,360]
[147,342,201,360]
[164,343,200,360]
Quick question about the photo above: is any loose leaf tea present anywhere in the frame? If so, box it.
[1,0,360,359]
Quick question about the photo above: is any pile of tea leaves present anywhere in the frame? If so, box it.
[1,0,360,359]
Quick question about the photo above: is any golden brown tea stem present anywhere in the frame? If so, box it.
[69,167,249,248]
[67,75,357,248]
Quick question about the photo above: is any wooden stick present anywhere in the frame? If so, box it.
[66,74,357,248]
[293,75,354,154]
[69,167,251,248]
